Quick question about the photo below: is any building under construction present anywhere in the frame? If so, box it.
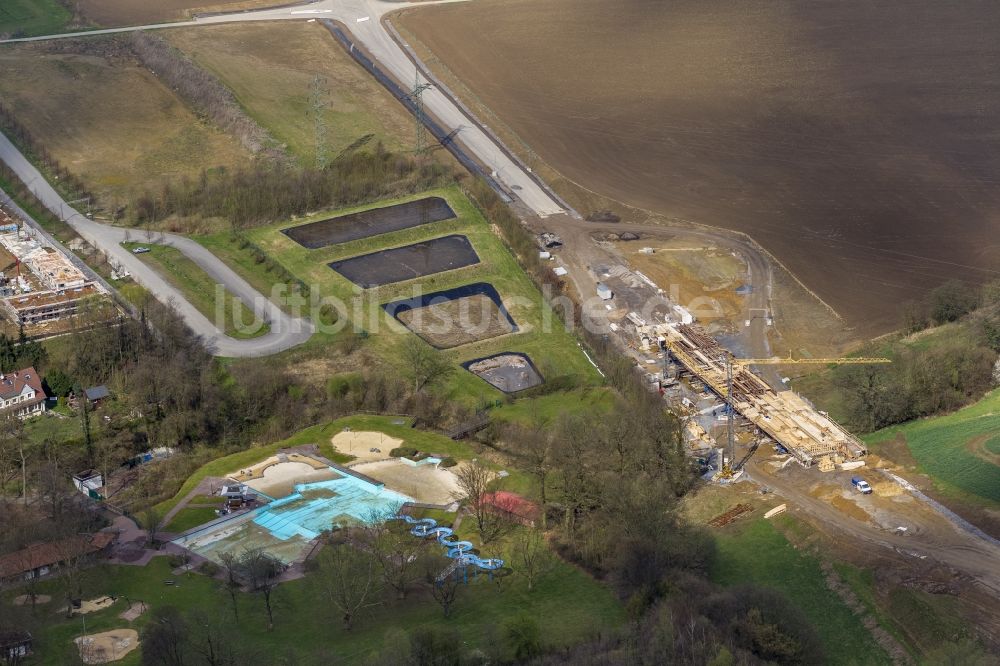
[658,323,868,466]
[0,207,109,332]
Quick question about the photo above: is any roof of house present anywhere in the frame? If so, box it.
[0,367,43,401]
[0,629,31,647]
[482,491,540,521]
[73,469,101,481]
[84,385,110,401]
[0,532,115,580]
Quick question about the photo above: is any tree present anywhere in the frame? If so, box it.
[400,337,452,393]
[218,552,242,623]
[143,508,161,548]
[43,369,74,398]
[74,383,94,463]
[140,606,188,666]
[511,528,554,592]
[424,554,462,618]
[454,461,514,544]
[365,513,430,600]
[504,614,542,661]
[315,542,381,630]
[928,279,978,324]
[237,547,283,631]
[505,421,554,529]
[187,609,244,666]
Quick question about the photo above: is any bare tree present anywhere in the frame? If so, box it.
[315,542,381,630]
[143,508,160,548]
[365,512,430,600]
[400,337,453,393]
[237,547,283,631]
[505,421,554,530]
[218,552,241,623]
[188,609,243,666]
[512,528,555,592]
[424,554,462,618]
[454,461,513,544]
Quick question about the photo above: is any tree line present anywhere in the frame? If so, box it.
[833,278,1000,432]
[129,32,288,164]
[128,148,453,230]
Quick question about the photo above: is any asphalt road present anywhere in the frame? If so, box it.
[0,0,566,219]
[0,131,313,357]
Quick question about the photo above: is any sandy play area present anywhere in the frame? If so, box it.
[241,461,340,499]
[59,596,116,616]
[75,628,139,664]
[351,459,461,505]
[12,593,50,605]
[330,430,402,463]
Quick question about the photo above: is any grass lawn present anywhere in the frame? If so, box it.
[0,0,71,37]
[711,516,890,665]
[208,187,601,409]
[489,387,617,426]
[166,22,415,166]
[122,242,268,339]
[0,39,248,204]
[22,412,80,445]
[163,507,219,534]
[22,544,623,664]
[865,389,1000,505]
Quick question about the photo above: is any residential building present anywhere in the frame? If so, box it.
[0,368,45,419]
[0,533,115,584]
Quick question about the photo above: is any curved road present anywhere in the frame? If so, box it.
[0,131,313,357]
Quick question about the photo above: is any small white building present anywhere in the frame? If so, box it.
[596,282,613,300]
[72,470,103,497]
[672,304,694,325]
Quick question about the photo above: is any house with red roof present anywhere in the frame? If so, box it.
[0,367,46,419]
[481,491,541,527]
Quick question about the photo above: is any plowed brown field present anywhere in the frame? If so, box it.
[399,0,1000,332]
[77,0,279,26]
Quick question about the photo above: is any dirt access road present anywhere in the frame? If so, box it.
[537,214,784,386]
[749,457,1000,643]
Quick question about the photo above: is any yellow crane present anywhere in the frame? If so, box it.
[733,355,892,367]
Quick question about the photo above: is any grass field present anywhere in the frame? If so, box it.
[166,22,415,166]
[122,242,269,339]
[0,0,72,36]
[19,542,623,664]
[202,187,601,407]
[865,389,1000,505]
[711,516,890,665]
[0,40,249,204]
[163,506,219,533]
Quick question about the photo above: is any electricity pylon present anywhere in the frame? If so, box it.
[309,75,330,169]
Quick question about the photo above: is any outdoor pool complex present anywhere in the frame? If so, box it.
[173,470,412,564]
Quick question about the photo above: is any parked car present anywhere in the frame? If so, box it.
[132,247,150,254]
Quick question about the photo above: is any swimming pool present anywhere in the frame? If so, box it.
[173,470,412,564]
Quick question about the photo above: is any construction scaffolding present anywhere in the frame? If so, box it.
[0,212,108,332]
[659,323,869,466]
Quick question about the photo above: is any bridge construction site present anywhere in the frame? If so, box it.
[657,323,870,467]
